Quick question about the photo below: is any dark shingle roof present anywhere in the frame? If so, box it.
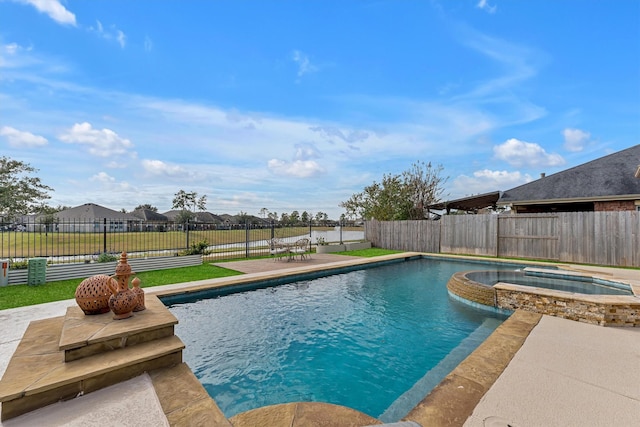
[56,203,140,220]
[130,209,168,221]
[498,145,640,205]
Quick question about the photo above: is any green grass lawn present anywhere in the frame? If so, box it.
[0,248,402,310]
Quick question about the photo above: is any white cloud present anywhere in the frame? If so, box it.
[90,171,116,184]
[292,50,318,79]
[267,159,324,178]
[144,36,153,52]
[59,122,134,157]
[116,31,126,49]
[493,138,564,167]
[0,43,37,69]
[88,20,127,48]
[476,0,497,14]
[452,169,532,196]
[89,172,132,190]
[562,128,590,152]
[450,169,532,199]
[15,0,76,26]
[141,159,187,177]
[309,126,370,144]
[0,126,48,147]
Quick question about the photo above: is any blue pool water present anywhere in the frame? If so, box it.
[167,258,516,420]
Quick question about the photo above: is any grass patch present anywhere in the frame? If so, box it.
[0,263,243,311]
[338,248,403,257]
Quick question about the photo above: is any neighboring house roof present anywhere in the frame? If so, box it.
[194,212,223,223]
[161,210,223,223]
[160,210,181,221]
[218,214,237,224]
[429,191,501,212]
[498,145,640,206]
[130,209,168,221]
[56,203,140,220]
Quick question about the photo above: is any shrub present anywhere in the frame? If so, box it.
[181,239,210,256]
[97,252,119,263]
[9,259,29,270]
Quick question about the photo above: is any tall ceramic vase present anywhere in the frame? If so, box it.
[107,252,138,320]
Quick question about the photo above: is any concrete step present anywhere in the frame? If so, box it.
[0,302,184,421]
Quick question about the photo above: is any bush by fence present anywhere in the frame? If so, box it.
[365,211,639,268]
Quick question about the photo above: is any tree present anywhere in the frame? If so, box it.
[301,211,310,224]
[172,190,207,226]
[134,204,158,212]
[315,211,328,225]
[36,205,59,234]
[0,157,53,221]
[289,210,300,225]
[237,211,251,225]
[259,207,269,219]
[172,190,207,213]
[402,161,448,219]
[341,161,447,220]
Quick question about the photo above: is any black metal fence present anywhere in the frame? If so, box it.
[1,218,360,265]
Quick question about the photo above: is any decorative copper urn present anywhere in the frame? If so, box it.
[107,252,143,320]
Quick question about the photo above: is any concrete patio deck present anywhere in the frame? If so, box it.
[0,253,639,426]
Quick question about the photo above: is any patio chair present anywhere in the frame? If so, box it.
[289,238,310,260]
[268,238,289,261]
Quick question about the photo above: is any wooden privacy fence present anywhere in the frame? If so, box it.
[365,211,639,267]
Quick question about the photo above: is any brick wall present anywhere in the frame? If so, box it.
[594,200,636,211]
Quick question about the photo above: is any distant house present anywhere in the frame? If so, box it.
[498,145,640,213]
[161,210,224,230]
[53,203,141,232]
[131,209,169,231]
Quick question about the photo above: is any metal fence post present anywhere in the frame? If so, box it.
[186,219,190,249]
[245,222,250,258]
[103,218,107,254]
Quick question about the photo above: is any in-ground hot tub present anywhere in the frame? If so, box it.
[447,267,639,326]
[467,269,633,296]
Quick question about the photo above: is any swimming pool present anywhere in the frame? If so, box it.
[166,258,518,421]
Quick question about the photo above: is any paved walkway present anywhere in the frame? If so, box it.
[464,315,640,426]
[1,255,639,426]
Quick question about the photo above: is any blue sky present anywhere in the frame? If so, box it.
[1,0,638,219]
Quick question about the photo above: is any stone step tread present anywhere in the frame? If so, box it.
[0,321,184,401]
[59,294,177,351]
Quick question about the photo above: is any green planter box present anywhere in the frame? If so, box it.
[27,258,47,286]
